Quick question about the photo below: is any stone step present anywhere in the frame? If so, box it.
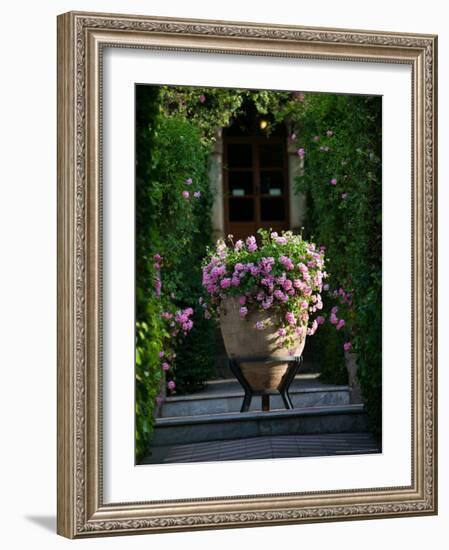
[152,404,368,446]
[160,375,350,417]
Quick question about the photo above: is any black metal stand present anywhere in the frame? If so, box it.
[228,356,302,413]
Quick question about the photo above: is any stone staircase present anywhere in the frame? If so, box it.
[151,374,367,447]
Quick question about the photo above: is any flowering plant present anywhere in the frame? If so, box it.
[201,229,327,348]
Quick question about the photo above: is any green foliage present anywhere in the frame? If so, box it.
[160,86,245,143]
[159,87,304,142]
[293,93,382,433]
[314,321,348,386]
[135,85,166,461]
[135,86,216,461]
[174,310,217,394]
[150,113,217,392]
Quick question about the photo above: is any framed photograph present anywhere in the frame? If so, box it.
[57,11,438,538]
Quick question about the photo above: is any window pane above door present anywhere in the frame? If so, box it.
[259,143,284,168]
[227,144,252,168]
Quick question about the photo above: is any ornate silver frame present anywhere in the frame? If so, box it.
[57,11,438,538]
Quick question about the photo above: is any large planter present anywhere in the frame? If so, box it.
[220,297,306,392]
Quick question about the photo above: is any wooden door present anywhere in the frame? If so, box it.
[223,136,289,242]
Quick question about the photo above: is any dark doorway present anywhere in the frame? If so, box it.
[223,104,289,241]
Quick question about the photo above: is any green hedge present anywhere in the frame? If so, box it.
[135,85,216,461]
[294,93,382,433]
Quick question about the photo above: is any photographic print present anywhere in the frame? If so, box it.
[135,85,382,465]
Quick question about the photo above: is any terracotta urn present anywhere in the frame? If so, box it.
[220,297,305,391]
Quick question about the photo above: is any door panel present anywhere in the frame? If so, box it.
[224,137,289,242]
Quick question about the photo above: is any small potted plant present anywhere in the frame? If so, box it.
[201,229,327,392]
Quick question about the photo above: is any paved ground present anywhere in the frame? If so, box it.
[140,432,380,464]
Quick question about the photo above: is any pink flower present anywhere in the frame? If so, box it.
[154,276,162,298]
[283,279,293,291]
[330,313,338,325]
[280,255,294,270]
[300,300,308,309]
[246,236,258,252]
[238,295,247,305]
[159,351,164,358]
[220,278,232,289]
[336,319,345,330]
[274,290,287,302]
[293,279,302,289]
[262,296,273,309]
[185,177,193,185]
[193,191,201,198]
[162,362,170,371]
[231,277,240,287]
[285,312,296,325]
[255,321,264,331]
[199,94,206,103]
[182,190,190,199]
[278,328,286,337]
[344,342,352,351]
[153,253,162,261]
[330,178,337,186]
[290,133,297,140]
[235,240,244,251]
[275,236,288,245]
[155,396,163,406]
[239,306,248,318]
[167,380,176,391]
[307,323,317,336]
[316,315,325,325]
[331,306,339,314]
[297,148,305,158]
[323,284,330,291]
